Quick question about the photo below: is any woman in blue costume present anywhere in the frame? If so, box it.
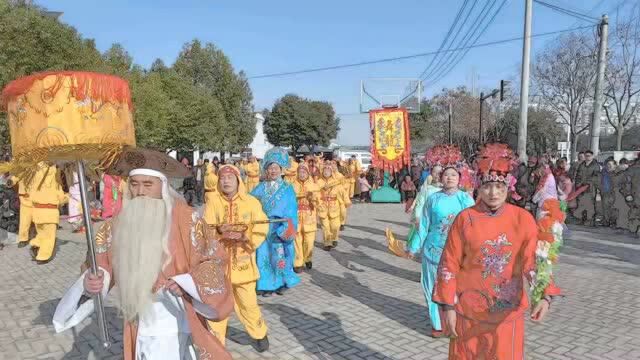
[251,147,300,297]
[404,165,443,252]
[406,164,474,338]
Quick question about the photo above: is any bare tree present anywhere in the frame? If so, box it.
[429,86,498,157]
[533,32,598,161]
[604,8,640,150]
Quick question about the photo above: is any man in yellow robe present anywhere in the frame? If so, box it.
[11,175,34,247]
[332,161,349,230]
[203,162,218,204]
[244,156,261,192]
[203,164,271,353]
[292,163,320,271]
[283,157,299,183]
[317,164,350,251]
[349,156,362,198]
[30,162,68,264]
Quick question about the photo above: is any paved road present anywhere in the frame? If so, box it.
[0,202,639,360]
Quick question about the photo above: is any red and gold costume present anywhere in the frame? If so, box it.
[433,144,560,360]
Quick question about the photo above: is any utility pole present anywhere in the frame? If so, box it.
[517,0,533,163]
[590,15,609,157]
[479,89,500,144]
[448,103,453,144]
[479,92,484,143]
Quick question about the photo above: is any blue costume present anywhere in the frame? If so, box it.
[405,182,442,252]
[407,189,474,331]
[251,148,300,292]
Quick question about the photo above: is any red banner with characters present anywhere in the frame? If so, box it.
[369,107,411,173]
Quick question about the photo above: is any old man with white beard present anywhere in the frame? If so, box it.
[53,148,233,360]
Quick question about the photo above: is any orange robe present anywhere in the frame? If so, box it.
[92,200,234,360]
[433,203,557,360]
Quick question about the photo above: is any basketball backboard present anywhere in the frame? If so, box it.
[360,78,422,114]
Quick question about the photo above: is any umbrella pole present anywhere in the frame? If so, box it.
[76,160,111,348]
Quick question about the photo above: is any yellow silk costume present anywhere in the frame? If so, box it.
[203,165,269,344]
[317,174,350,246]
[292,177,320,267]
[29,163,68,261]
[283,160,299,183]
[333,167,349,226]
[347,162,358,199]
[204,163,218,204]
[244,160,260,192]
[12,176,33,245]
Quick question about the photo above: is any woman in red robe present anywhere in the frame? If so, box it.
[433,144,559,360]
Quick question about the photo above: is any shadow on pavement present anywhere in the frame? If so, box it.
[262,303,394,360]
[34,299,123,359]
[374,218,411,228]
[309,270,430,337]
[344,225,387,238]
[340,235,393,253]
[324,246,420,283]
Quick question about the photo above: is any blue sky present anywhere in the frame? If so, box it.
[39,0,622,145]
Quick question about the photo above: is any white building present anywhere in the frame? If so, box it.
[248,113,272,159]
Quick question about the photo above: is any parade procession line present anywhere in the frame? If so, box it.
[0,203,639,359]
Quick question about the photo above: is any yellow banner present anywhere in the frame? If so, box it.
[372,109,406,162]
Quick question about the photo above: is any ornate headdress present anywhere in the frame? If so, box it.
[425,145,463,169]
[262,147,290,172]
[475,143,516,185]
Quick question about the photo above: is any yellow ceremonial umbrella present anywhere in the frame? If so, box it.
[1,71,137,348]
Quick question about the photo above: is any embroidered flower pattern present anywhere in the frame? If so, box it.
[438,266,456,283]
[490,279,520,312]
[439,213,456,237]
[480,234,512,279]
[277,259,286,269]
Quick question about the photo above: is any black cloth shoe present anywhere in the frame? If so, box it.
[30,246,39,260]
[252,335,269,353]
[340,225,345,231]
[261,291,273,297]
[275,287,287,295]
[17,241,29,248]
[305,261,312,270]
[293,267,303,274]
[323,245,332,251]
[332,241,338,248]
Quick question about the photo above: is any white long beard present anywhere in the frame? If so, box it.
[112,196,170,322]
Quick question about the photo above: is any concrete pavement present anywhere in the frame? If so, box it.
[0,202,639,359]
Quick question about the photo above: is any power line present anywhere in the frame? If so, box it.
[422,0,489,81]
[247,24,595,80]
[417,0,472,80]
[425,0,505,84]
[419,0,479,80]
[533,0,599,23]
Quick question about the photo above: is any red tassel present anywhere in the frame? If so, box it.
[284,218,296,240]
[1,71,133,110]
